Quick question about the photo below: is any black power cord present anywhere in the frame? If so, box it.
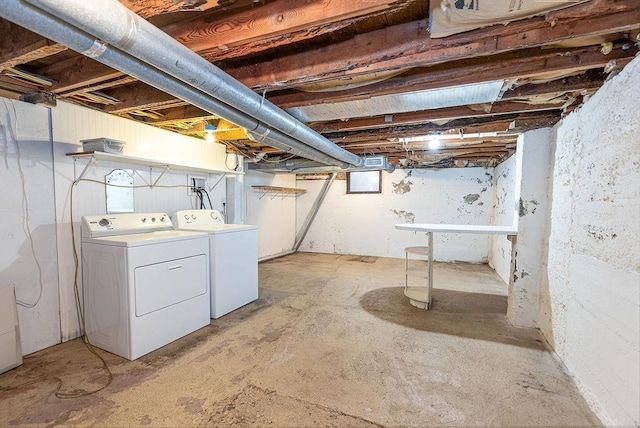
[200,188,213,210]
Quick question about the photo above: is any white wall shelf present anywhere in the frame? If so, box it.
[251,185,307,199]
[67,151,239,189]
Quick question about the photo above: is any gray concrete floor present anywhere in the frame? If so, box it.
[0,252,600,426]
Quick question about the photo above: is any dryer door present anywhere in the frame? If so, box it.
[134,254,208,317]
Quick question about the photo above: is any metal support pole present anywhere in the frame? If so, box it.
[293,173,337,251]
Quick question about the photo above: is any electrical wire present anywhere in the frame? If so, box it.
[1,99,44,308]
[195,188,204,208]
[224,152,239,171]
[200,188,213,210]
[56,178,199,399]
[59,179,113,399]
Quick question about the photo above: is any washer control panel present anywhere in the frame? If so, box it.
[173,209,225,227]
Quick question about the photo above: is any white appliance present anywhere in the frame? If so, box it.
[172,209,258,319]
[81,212,210,360]
[0,284,22,374]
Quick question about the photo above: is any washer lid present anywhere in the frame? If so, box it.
[176,223,257,234]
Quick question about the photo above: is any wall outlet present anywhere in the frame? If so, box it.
[188,175,206,195]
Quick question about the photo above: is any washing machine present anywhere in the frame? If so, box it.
[81,212,210,360]
[172,209,258,319]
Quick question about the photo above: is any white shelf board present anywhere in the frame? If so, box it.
[67,151,240,175]
[396,223,517,235]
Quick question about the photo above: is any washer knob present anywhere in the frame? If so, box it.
[184,214,189,220]
[151,217,156,222]
[211,212,218,220]
[191,214,196,219]
[160,216,166,222]
[98,218,110,227]
[141,217,147,223]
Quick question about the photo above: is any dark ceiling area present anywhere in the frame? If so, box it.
[0,0,638,169]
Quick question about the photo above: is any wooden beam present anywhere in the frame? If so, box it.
[104,82,186,113]
[506,69,606,98]
[93,48,604,124]
[28,0,402,95]
[309,101,561,133]
[0,20,66,71]
[38,56,125,94]
[342,139,516,150]
[118,0,211,18]
[327,111,561,143]
[136,105,213,123]
[227,2,639,90]
[70,55,605,121]
[164,0,405,61]
[268,43,637,108]
[59,76,138,98]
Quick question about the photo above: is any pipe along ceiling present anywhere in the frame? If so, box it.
[0,0,369,169]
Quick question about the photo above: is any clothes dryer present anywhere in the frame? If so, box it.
[81,213,210,360]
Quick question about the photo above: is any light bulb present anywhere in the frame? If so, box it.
[204,123,216,144]
[428,139,441,150]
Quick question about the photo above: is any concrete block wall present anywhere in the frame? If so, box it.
[543,57,640,426]
[508,129,554,327]
[296,168,495,261]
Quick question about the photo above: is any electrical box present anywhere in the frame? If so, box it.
[188,175,206,196]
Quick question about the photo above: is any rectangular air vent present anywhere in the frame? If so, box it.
[363,156,388,170]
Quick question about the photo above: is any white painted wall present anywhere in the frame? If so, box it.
[2,98,231,351]
[508,128,554,328]
[244,170,297,260]
[296,168,494,261]
[543,57,640,426]
[0,99,61,355]
[489,152,519,283]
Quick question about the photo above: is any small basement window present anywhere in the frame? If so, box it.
[347,170,381,194]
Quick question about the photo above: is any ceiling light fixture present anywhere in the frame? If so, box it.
[428,139,441,150]
[204,123,216,144]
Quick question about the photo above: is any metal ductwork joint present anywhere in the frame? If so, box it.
[17,0,365,169]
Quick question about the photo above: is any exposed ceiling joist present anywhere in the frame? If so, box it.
[0,0,637,168]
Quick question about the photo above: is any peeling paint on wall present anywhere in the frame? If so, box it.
[392,178,413,194]
[390,209,416,223]
[584,224,618,240]
[518,198,539,217]
[463,193,480,204]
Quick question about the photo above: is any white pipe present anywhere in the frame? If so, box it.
[23,0,365,168]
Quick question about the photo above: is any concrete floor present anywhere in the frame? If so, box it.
[0,252,600,427]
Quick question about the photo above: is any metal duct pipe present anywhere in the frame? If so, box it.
[23,0,365,168]
[0,1,349,168]
[248,160,397,174]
